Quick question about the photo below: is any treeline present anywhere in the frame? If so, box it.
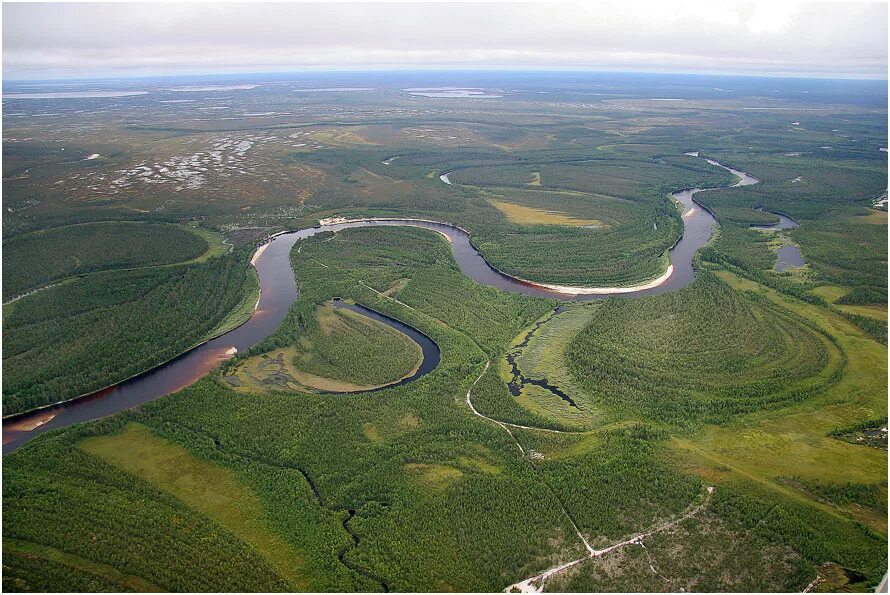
[531,425,702,543]
[3,421,297,592]
[780,476,887,514]
[711,481,887,587]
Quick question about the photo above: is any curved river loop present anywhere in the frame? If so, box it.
[3,153,758,453]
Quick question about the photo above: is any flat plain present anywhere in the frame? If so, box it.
[2,72,886,592]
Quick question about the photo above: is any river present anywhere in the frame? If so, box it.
[2,153,758,453]
[750,208,805,271]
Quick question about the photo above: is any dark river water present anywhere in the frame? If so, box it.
[750,208,805,272]
[751,208,800,231]
[329,299,440,392]
[2,154,758,453]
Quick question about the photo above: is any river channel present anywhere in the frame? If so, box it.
[2,153,758,453]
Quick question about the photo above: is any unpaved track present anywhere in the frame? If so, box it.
[464,361,715,593]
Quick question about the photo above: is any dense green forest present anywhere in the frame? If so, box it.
[566,271,844,425]
[5,226,886,592]
[2,76,886,592]
[3,221,210,300]
[383,150,733,286]
[230,300,423,392]
[3,251,255,415]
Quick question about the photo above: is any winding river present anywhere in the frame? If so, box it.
[2,153,758,453]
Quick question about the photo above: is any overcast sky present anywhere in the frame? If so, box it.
[3,1,888,80]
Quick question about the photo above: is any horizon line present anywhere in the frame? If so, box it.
[3,66,888,84]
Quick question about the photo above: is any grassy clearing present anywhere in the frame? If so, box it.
[501,305,602,429]
[80,423,308,590]
[835,303,888,322]
[808,285,888,319]
[404,463,464,491]
[487,198,605,227]
[812,284,850,303]
[856,209,888,225]
[675,269,887,534]
[230,301,422,393]
[185,225,228,263]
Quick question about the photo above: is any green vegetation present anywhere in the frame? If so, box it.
[4,224,887,591]
[3,251,256,415]
[81,423,310,590]
[829,417,888,450]
[275,303,421,387]
[3,221,210,300]
[229,301,422,393]
[2,76,886,592]
[778,477,886,516]
[672,269,886,534]
[518,425,704,545]
[445,154,732,287]
[3,418,304,592]
[3,538,163,592]
[497,305,601,429]
[566,271,844,425]
[4,227,586,591]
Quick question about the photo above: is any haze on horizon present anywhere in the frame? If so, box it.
[2,1,888,81]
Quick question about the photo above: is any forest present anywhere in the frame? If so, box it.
[5,225,887,592]
[3,248,256,415]
[2,74,886,592]
[3,221,211,301]
[229,300,423,393]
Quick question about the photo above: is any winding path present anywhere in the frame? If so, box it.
[462,361,713,593]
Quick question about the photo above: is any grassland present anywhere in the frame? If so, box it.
[80,423,309,589]
[486,198,605,227]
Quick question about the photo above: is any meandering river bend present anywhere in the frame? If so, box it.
[2,153,757,453]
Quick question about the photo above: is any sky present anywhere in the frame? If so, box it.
[2,1,888,80]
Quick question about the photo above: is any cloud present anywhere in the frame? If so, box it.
[2,2,887,79]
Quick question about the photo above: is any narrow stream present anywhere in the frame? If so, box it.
[505,307,578,408]
[2,153,758,453]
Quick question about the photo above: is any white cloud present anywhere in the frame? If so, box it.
[2,2,886,79]
[746,1,801,34]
